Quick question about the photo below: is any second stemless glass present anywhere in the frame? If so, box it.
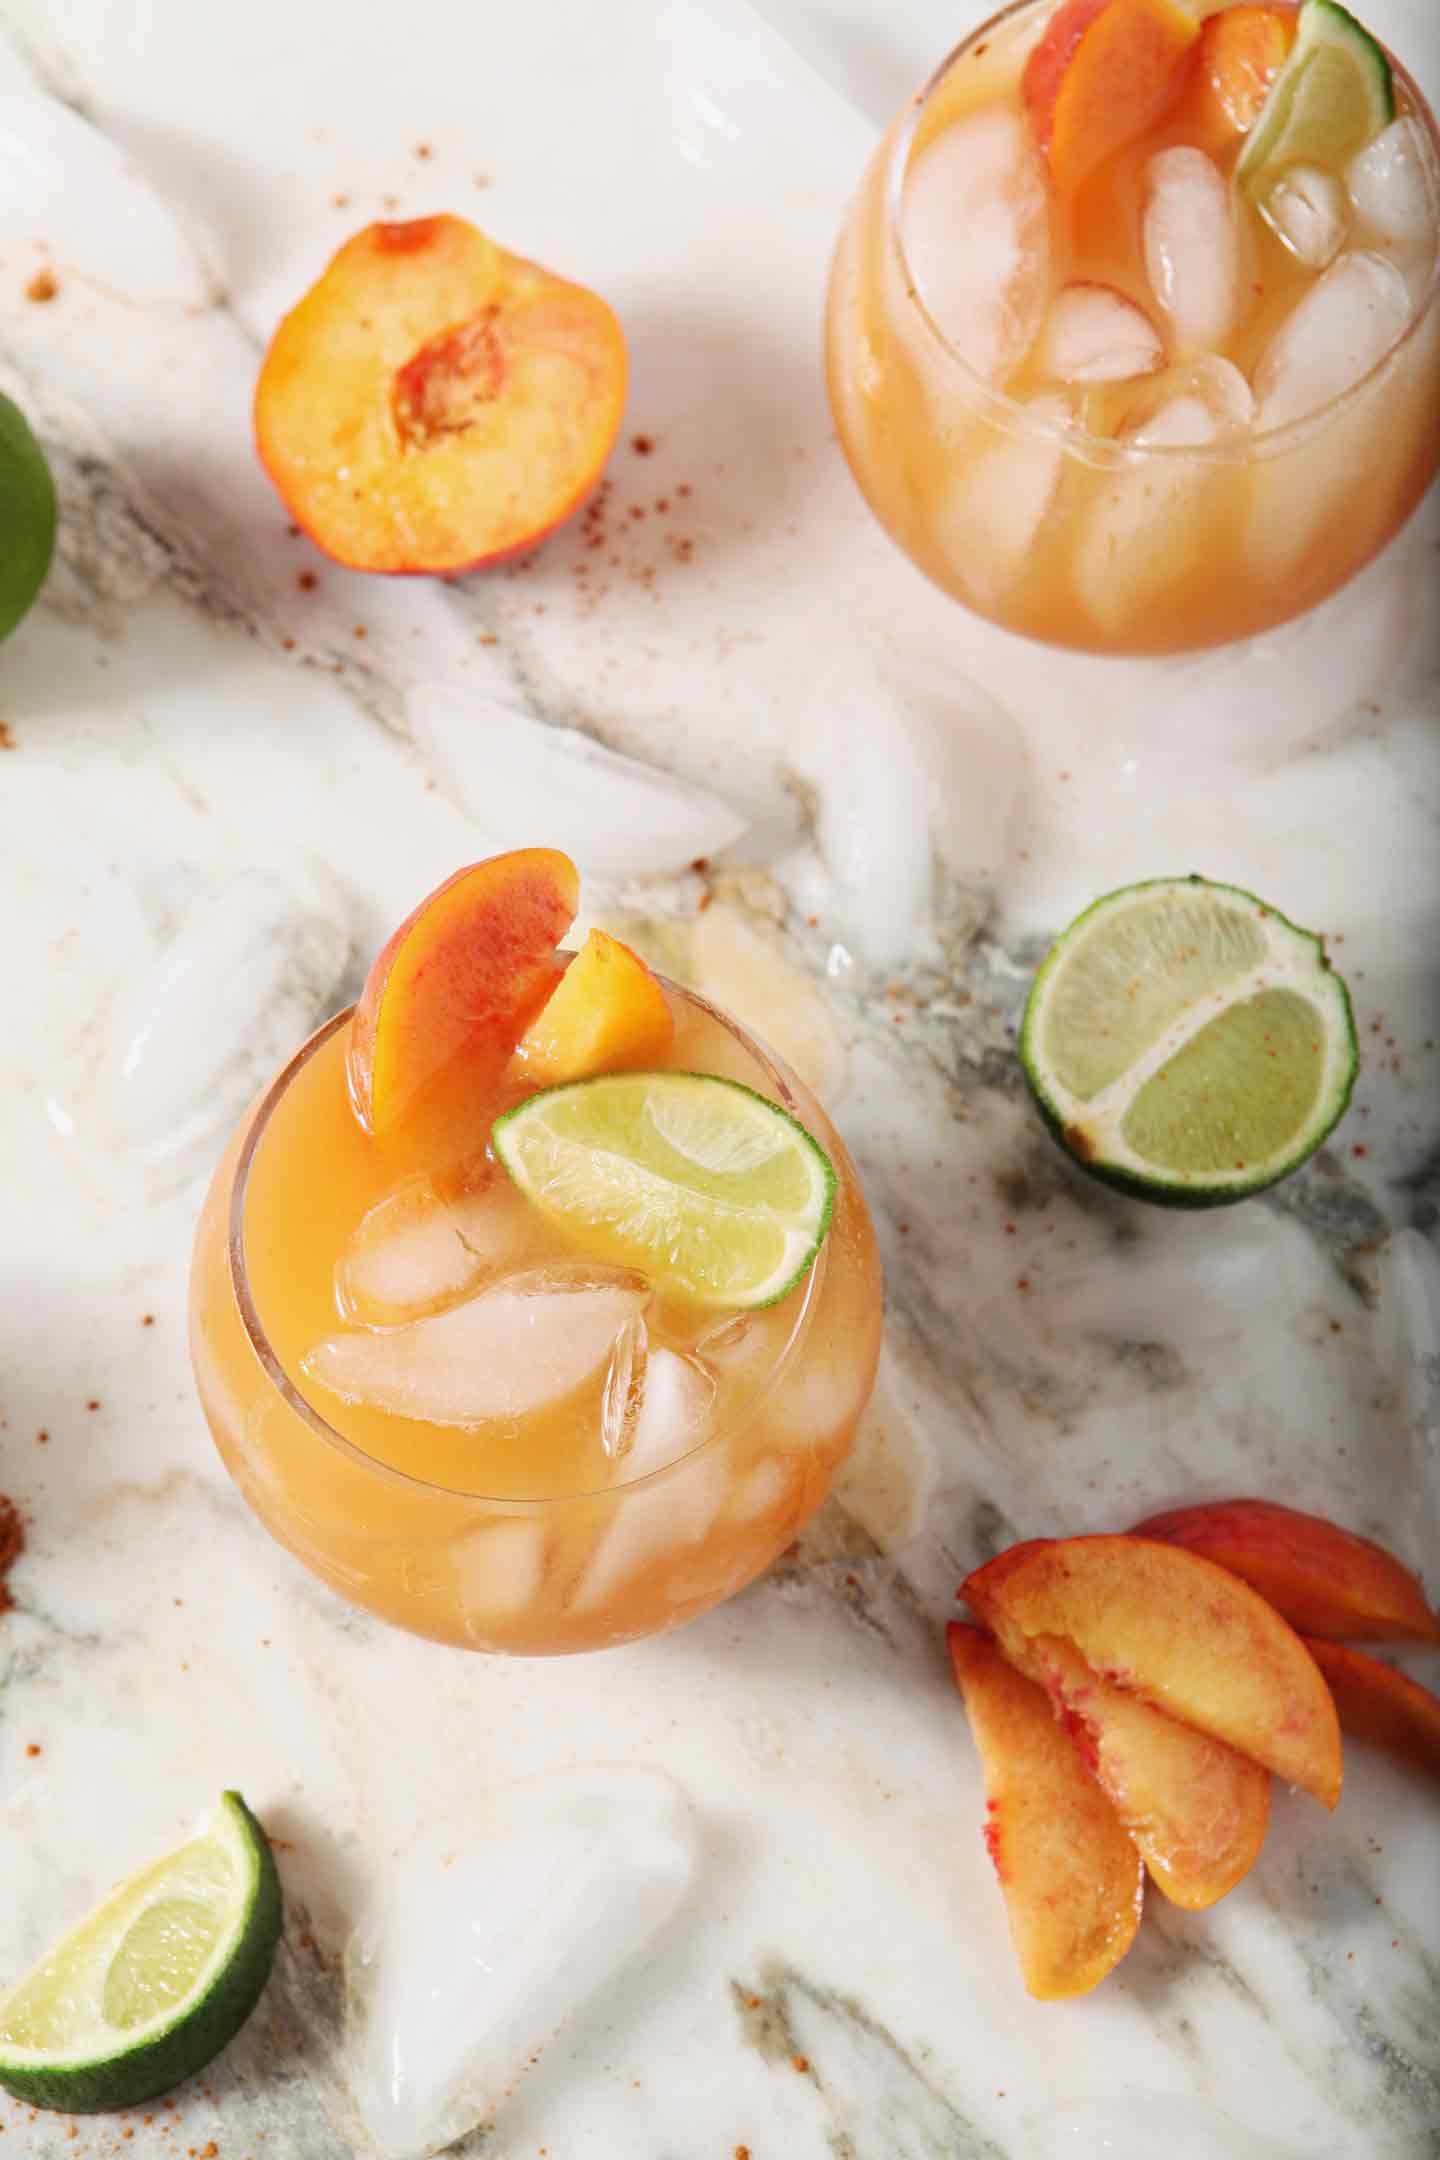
[826,0,1440,656]
[189,988,882,1657]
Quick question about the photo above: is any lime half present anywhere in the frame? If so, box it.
[0,392,57,643]
[493,1071,836,1306]
[1020,876,1358,1207]
[0,1793,282,2113]
[1237,0,1394,197]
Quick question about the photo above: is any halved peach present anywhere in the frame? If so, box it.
[965,1535,1343,1808]
[1303,1638,1440,1784]
[1171,3,1299,162]
[512,929,674,1087]
[1131,1498,1440,1644]
[947,1623,1143,1999]
[1023,0,1202,195]
[349,849,579,1140]
[255,215,627,573]
[1024,1631,1271,1910]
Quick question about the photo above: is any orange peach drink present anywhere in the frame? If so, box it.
[189,851,882,1653]
[826,0,1440,653]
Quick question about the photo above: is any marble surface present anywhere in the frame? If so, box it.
[1,0,1439,2155]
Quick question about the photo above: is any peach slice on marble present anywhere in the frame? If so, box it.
[947,1623,1144,1999]
[255,215,627,573]
[965,1535,1343,1808]
[1302,1638,1440,1783]
[348,849,579,1140]
[512,929,674,1086]
[1130,1498,1440,1644]
[1021,1630,1271,1910]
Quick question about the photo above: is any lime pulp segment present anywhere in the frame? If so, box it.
[492,1071,836,1307]
[0,392,57,643]
[1020,877,1358,1204]
[0,1792,282,2113]
[1237,0,1395,196]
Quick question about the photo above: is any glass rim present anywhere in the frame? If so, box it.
[225,981,829,1507]
[885,0,1440,467]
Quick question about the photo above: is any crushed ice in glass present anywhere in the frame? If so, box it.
[902,108,1050,384]
[1346,119,1436,266]
[1261,166,1347,270]
[346,1766,696,2160]
[1036,284,1163,383]
[600,1312,649,1460]
[1143,147,1239,356]
[337,1177,531,1324]
[304,1265,649,1425]
[938,392,1071,606]
[1253,249,1412,430]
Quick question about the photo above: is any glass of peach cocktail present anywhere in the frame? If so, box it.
[826,0,1440,654]
[189,852,882,1654]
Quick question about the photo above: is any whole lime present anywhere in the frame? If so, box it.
[0,391,57,642]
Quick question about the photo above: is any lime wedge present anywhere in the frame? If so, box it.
[1020,876,1358,1206]
[492,1071,835,1307]
[0,392,57,643]
[1237,0,1395,196]
[0,1793,282,2113]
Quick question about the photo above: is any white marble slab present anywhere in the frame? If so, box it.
[0,1,1437,2155]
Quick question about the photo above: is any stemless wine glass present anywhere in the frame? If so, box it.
[826,0,1440,655]
[190,985,882,1656]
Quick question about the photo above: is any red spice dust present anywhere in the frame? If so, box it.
[0,1497,23,1614]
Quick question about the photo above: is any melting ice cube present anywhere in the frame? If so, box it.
[571,1354,725,1614]
[1346,119,1436,268]
[347,1766,696,2160]
[1072,357,1253,631]
[337,1178,532,1324]
[453,1519,547,1638]
[1035,284,1163,383]
[936,393,1073,608]
[600,1312,649,1460]
[405,685,746,881]
[1261,166,1347,270]
[901,108,1050,384]
[1253,249,1412,429]
[304,1266,648,1426]
[1143,146,1239,355]
[55,869,349,1193]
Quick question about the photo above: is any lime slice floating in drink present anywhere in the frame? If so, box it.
[1019,876,1358,1207]
[0,391,57,643]
[1237,0,1395,198]
[0,1793,282,2113]
[493,1071,836,1306]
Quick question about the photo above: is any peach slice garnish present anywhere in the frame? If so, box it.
[1022,1631,1271,1910]
[947,1623,1144,1999]
[1171,3,1299,162]
[349,848,579,1140]
[1131,1498,1440,1644]
[1023,0,1202,195]
[255,215,627,573]
[1302,1638,1440,1784]
[965,1535,1343,1808]
[512,929,674,1087]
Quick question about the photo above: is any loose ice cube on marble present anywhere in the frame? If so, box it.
[901,109,1050,385]
[304,1266,648,1426]
[1253,249,1412,428]
[1035,285,1163,383]
[347,1766,696,2160]
[1143,147,1239,355]
[1261,166,1348,269]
